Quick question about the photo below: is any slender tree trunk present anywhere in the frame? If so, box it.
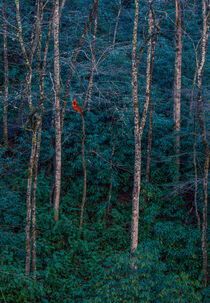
[15,0,40,110]
[131,0,154,268]
[31,2,44,275]
[25,133,36,275]
[15,0,32,126]
[15,0,40,276]
[31,159,37,278]
[31,123,42,278]
[145,9,155,186]
[38,3,56,208]
[30,0,53,275]
[107,128,118,214]
[59,0,67,18]
[15,0,30,68]
[193,111,200,231]
[87,1,98,112]
[17,0,41,126]
[173,0,182,179]
[15,0,51,276]
[188,35,200,229]
[3,0,8,147]
[145,14,162,203]
[197,0,209,288]
[113,0,122,46]
[53,0,62,222]
[78,2,100,229]
[146,102,152,183]
[131,0,140,264]
[79,116,87,236]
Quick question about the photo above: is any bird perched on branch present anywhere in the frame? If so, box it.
[72,98,84,116]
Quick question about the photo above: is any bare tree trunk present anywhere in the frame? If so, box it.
[39,3,56,208]
[131,0,154,268]
[59,0,67,18]
[113,0,122,46]
[193,111,200,231]
[3,0,8,147]
[173,0,182,179]
[130,0,140,266]
[107,128,118,214]
[31,164,37,278]
[25,114,41,276]
[17,0,41,126]
[135,0,167,71]
[15,0,52,275]
[189,50,201,229]
[79,116,87,236]
[197,0,209,288]
[15,0,40,109]
[15,0,32,128]
[79,0,100,229]
[145,9,155,186]
[31,1,45,276]
[78,1,100,229]
[87,1,98,112]
[53,0,62,222]
[15,0,30,69]
[145,10,162,203]
[25,133,36,275]
[146,103,152,183]
[15,0,41,276]
[31,123,42,279]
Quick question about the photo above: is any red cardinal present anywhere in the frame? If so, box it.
[72,98,84,116]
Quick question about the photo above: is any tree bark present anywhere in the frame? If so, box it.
[79,116,87,236]
[145,9,155,186]
[31,1,45,277]
[131,0,154,268]
[59,0,67,18]
[173,0,182,179]
[196,0,209,288]
[3,0,8,147]
[107,128,118,214]
[193,111,200,231]
[131,0,140,265]
[113,0,122,46]
[15,0,41,276]
[25,133,36,276]
[145,9,162,203]
[87,1,98,112]
[53,0,62,222]
[32,123,42,278]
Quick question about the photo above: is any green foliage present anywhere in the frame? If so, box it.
[95,242,202,303]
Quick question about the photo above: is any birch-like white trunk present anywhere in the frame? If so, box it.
[145,8,154,185]
[131,0,140,260]
[173,0,182,177]
[53,0,62,221]
[131,0,154,266]
[197,0,209,288]
[25,134,36,275]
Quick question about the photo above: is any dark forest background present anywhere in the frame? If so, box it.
[0,0,209,302]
